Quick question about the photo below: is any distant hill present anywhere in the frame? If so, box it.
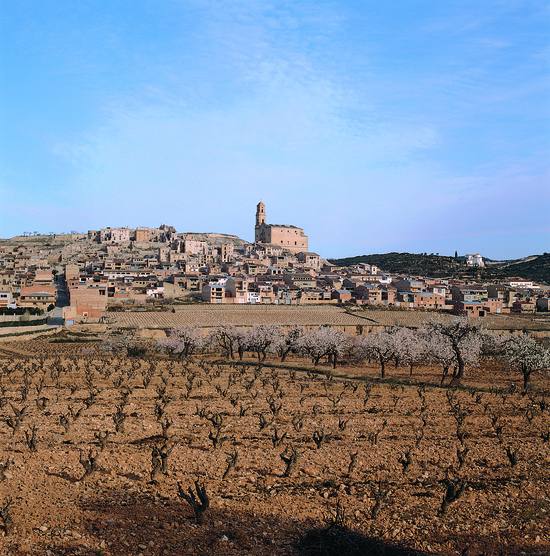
[489,253,550,283]
[329,252,464,276]
[328,252,550,284]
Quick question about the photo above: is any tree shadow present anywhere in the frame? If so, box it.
[44,466,112,484]
[117,471,143,481]
[21,488,436,556]
[298,524,428,556]
[441,532,548,556]
[24,488,545,556]
[44,469,81,483]
[129,434,166,446]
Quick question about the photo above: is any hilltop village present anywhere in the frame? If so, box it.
[0,202,549,324]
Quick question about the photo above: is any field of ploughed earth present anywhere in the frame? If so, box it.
[0,338,548,555]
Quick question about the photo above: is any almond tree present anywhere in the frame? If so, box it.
[210,326,244,360]
[504,333,550,392]
[480,330,508,359]
[393,327,428,376]
[275,327,304,362]
[424,330,456,385]
[233,329,250,360]
[246,325,280,362]
[102,333,141,357]
[426,318,482,386]
[158,327,203,359]
[298,327,348,368]
[357,331,396,378]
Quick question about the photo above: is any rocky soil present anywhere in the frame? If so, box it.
[0,339,548,555]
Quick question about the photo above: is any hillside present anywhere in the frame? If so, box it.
[329,252,550,283]
[329,252,465,276]
[180,232,250,247]
[490,252,550,283]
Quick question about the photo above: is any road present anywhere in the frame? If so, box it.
[47,273,69,326]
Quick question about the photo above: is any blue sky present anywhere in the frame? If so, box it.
[1,1,549,259]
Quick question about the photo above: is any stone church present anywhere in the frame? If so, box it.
[254,201,309,253]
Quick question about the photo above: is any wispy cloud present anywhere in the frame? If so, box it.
[1,0,549,258]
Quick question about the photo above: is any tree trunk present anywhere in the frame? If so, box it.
[522,364,530,393]
[379,356,385,378]
[440,365,449,386]
[450,344,464,386]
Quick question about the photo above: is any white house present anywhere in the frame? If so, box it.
[466,254,485,268]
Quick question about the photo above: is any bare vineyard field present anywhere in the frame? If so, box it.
[105,306,550,333]
[0,338,548,555]
[107,305,371,329]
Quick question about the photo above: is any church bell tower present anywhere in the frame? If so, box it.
[255,201,266,242]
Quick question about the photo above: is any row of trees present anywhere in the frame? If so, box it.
[155,318,550,391]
